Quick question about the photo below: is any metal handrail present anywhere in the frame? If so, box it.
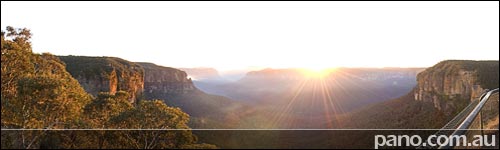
[438,88,499,149]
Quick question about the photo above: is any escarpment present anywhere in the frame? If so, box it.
[137,62,196,99]
[414,60,499,112]
[59,56,144,103]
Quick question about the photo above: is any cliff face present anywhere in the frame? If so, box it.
[414,60,499,111]
[57,56,243,129]
[59,56,144,103]
[137,62,196,98]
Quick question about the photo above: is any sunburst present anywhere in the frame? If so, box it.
[299,67,336,78]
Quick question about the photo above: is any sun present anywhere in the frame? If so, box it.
[300,67,335,78]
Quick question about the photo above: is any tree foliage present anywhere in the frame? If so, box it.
[1,26,216,149]
[108,100,199,149]
[1,26,92,149]
[84,91,133,128]
[1,27,35,126]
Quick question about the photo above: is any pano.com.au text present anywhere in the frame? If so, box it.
[374,134,496,149]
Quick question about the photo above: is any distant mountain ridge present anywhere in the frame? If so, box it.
[204,67,424,110]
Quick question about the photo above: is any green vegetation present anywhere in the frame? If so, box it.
[1,26,216,149]
[84,91,133,128]
[58,56,144,81]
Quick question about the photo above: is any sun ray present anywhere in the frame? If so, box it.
[269,78,308,128]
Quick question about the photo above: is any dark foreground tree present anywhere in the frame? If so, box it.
[108,100,216,149]
[1,26,216,149]
[1,26,92,149]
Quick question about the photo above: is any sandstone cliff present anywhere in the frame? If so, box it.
[137,62,245,128]
[414,60,499,111]
[59,56,144,103]
[137,62,196,98]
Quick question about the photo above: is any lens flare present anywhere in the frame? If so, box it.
[300,68,335,78]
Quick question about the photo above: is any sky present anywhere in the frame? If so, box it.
[1,1,499,71]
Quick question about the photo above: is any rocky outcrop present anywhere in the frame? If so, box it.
[137,62,196,98]
[414,60,499,111]
[58,56,214,104]
[59,56,144,103]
